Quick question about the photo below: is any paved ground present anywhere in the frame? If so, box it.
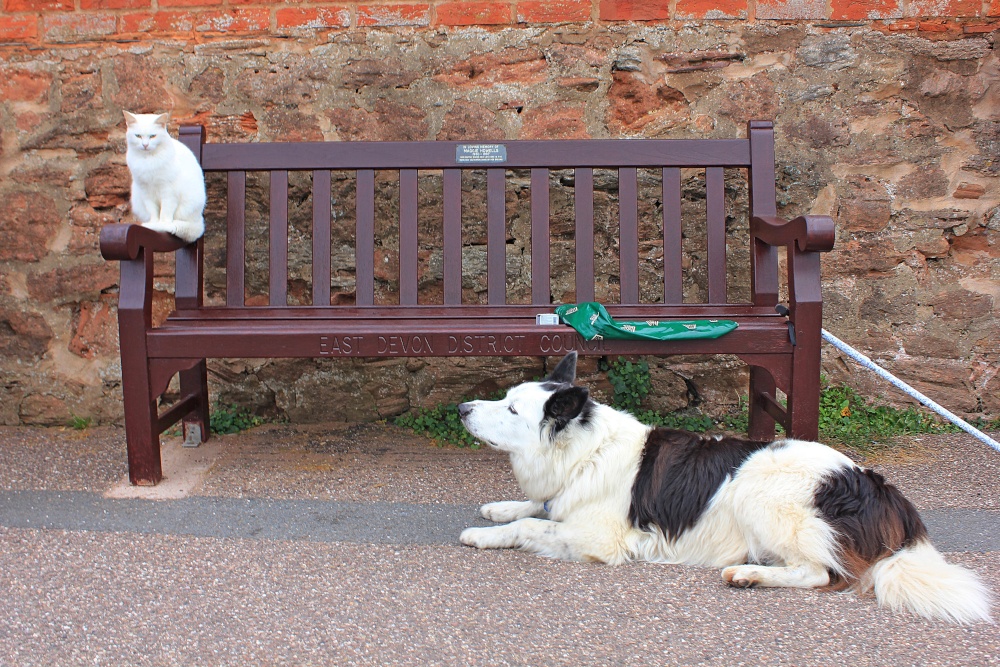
[0,422,997,666]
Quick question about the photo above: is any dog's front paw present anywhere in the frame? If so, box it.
[460,526,514,550]
[481,501,537,523]
[722,565,762,588]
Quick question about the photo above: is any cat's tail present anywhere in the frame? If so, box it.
[864,539,993,624]
[169,217,205,243]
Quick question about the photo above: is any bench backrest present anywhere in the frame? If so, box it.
[178,120,779,310]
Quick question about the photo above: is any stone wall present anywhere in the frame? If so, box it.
[1,2,998,426]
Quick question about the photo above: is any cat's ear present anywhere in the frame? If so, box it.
[153,112,170,128]
[123,110,138,126]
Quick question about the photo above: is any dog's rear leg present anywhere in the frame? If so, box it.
[461,518,607,562]
[722,562,830,589]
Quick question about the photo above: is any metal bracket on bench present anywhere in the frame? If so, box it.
[182,422,203,448]
[775,304,796,346]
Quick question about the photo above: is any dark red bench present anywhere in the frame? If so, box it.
[100,120,835,485]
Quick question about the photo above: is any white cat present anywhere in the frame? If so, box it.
[124,111,206,243]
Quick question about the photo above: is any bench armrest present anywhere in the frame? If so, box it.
[100,223,191,261]
[750,215,835,253]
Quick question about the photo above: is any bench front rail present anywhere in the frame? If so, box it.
[101,120,835,485]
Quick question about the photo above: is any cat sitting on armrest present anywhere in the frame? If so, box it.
[124,111,207,243]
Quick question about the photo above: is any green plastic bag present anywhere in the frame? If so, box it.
[554,302,738,341]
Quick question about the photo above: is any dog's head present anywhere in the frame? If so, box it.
[458,352,591,453]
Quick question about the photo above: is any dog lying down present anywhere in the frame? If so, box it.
[458,352,992,625]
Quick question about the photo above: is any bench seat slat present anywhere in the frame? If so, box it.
[166,304,782,321]
[147,320,790,359]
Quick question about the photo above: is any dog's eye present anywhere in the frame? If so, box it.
[508,405,517,415]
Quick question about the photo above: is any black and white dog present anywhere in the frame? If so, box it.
[458,352,992,624]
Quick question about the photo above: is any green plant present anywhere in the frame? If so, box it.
[69,414,92,430]
[605,357,651,413]
[394,403,482,449]
[816,383,952,452]
[210,403,264,435]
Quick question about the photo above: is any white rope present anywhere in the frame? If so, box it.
[821,328,1000,454]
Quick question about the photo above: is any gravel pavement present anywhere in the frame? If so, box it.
[0,423,997,666]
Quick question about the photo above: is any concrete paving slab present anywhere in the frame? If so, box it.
[0,423,997,666]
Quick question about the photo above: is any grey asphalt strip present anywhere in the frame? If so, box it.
[0,490,996,551]
[0,491,492,545]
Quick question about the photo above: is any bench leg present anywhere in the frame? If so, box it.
[786,328,822,443]
[180,360,211,447]
[747,366,777,442]
[120,342,162,486]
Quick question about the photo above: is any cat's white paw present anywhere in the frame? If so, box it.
[142,220,176,235]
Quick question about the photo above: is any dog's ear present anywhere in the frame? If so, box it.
[546,351,578,384]
[543,385,589,429]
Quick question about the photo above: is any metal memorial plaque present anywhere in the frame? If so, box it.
[455,144,508,164]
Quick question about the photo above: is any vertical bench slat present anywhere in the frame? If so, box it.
[487,168,506,305]
[748,121,779,306]
[227,170,246,307]
[662,167,683,304]
[619,167,639,304]
[443,169,463,305]
[356,169,376,306]
[269,170,289,307]
[530,168,550,305]
[706,167,727,304]
[399,169,419,305]
[574,168,595,303]
[312,170,332,306]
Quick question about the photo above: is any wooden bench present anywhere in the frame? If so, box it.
[100,120,835,485]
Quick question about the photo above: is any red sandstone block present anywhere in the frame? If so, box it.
[599,0,670,20]
[80,0,151,9]
[195,8,270,32]
[517,0,590,23]
[905,0,980,17]
[159,0,223,7]
[675,0,747,19]
[0,67,51,102]
[755,0,826,19]
[0,15,38,42]
[887,19,919,29]
[3,0,72,11]
[830,0,902,20]
[120,10,196,33]
[435,2,513,26]
[357,4,430,26]
[276,6,351,28]
[42,12,117,42]
[990,0,1000,17]
[964,21,999,32]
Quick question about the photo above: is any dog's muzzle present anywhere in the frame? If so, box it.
[457,402,473,419]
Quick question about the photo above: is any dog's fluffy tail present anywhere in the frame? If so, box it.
[863,540,993,624]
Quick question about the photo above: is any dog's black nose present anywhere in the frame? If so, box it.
[457,402,472,418]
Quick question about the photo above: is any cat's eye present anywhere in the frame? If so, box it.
[508,405,517,415]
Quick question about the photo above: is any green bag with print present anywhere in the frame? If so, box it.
[554,302,738,341]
